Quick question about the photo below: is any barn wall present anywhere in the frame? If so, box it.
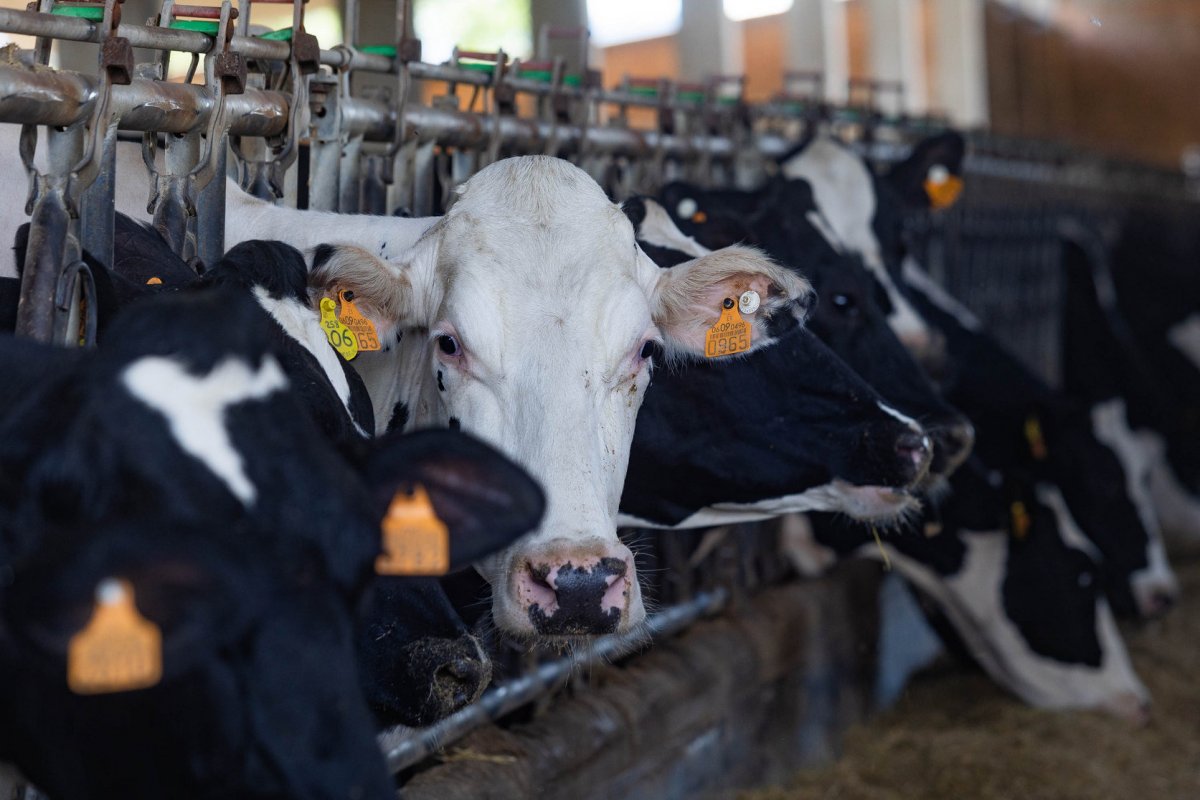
[985,0,1200,168]
[400,562,883,800]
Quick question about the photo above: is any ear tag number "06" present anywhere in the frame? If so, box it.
[375,484,451,576]
[320,297,359,361]
[705,297,752,358]
[68,579,162,695]
[337,290,381,352]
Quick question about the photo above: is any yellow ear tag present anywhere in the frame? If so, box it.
[924,166,963,210]
[320,297,359,361]
[375,484,451,576]
[336,290,381,352]
[68,579,162,695]
[1024,415,1048,461]
[145,276,163,285]
[1010,501,1031,540]
[704,298,752,359]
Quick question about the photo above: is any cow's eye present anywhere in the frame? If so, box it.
[437,334,460,356]
[831,293,858,315]
[639,340,662,361]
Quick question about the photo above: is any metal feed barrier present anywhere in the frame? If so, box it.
[1,1,1195,794]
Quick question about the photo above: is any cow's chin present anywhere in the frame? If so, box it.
[829,479,921,524]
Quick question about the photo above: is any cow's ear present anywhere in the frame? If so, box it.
[885,131,967,211]
[307,243,421,347]
[649,245,815,356]
[360,428,545,573]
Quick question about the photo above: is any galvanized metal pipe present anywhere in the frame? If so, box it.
[0,65,288,135]
[378,587,729,775]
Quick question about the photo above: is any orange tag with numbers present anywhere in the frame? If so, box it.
[1024,415,1048,461]
[68,579,162,695]
[924,169,963,210]
[320,297,359,361]
[337,291,381,352]
[1010,501,1031,540]
[375,485,450,576]
[704,300,752,359]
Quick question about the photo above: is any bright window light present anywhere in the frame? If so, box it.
[723,0,793,21]
[587,0,681,47]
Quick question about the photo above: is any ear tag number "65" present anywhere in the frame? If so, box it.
[337,290,381,352]
[320,297,359,361]
[68,579,162,695]
[705,297,752,358]
[375,484,451,576]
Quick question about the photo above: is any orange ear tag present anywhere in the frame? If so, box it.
[319,297,359,361]
[1010,501,1031,540]
[68,579,162,695]
[691,210,708,224]
[336,290,381,352]
[1024,415,1048,461]
[704,298,752,359]
[375,484,451,576]
[145,276,163,285]
[924,165,964,210]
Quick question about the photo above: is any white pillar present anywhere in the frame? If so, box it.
[865,0,927,116]
[678,0,743,82]
[782,0,826,74]
[932,0,988,127]
[818,0,848,103]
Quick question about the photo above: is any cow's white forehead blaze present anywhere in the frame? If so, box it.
[783,138,932,347]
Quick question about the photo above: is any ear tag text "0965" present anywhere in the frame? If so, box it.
[320,297,359,361]
[375,484,451,576]
[68,579,162,695]
[337,290,381,352]
[705,296,753,358]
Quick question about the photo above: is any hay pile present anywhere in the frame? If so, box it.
[742,559,1200,800]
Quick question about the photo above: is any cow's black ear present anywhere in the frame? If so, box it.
[360,429,545,572]
[885,132,967,210]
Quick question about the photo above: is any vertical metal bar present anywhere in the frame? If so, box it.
[78,123,118,272]
[195,136,227,267]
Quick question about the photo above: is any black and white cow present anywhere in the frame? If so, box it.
[1059,229,1200,551]
[0,287,546,733]
[729,131,1179,619]
[783,457,1150,720]
[639,180,976,483]
[900,260,1179,618]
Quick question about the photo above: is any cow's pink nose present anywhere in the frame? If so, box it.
[515,549,632,636]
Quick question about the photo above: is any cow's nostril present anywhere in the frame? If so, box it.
[896,431,931,467]
[1151,590,1177,615]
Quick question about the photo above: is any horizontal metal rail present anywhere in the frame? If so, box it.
[378,587,729,775]
[0,65,289,135]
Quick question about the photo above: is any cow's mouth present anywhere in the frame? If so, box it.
[832,480,922,523]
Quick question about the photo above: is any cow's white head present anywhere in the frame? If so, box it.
[317,157,814,638]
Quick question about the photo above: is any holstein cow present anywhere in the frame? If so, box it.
[729,130,1180,618]
[4,228,548,726]
[900,259,1179,619]
[774,131,967,370]
[640,181,975,484]
[1060,228,1200,550]
[0,288,546,730]
[617,197,935,529]
[79,151,929,638]
[783,457,1151,720]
